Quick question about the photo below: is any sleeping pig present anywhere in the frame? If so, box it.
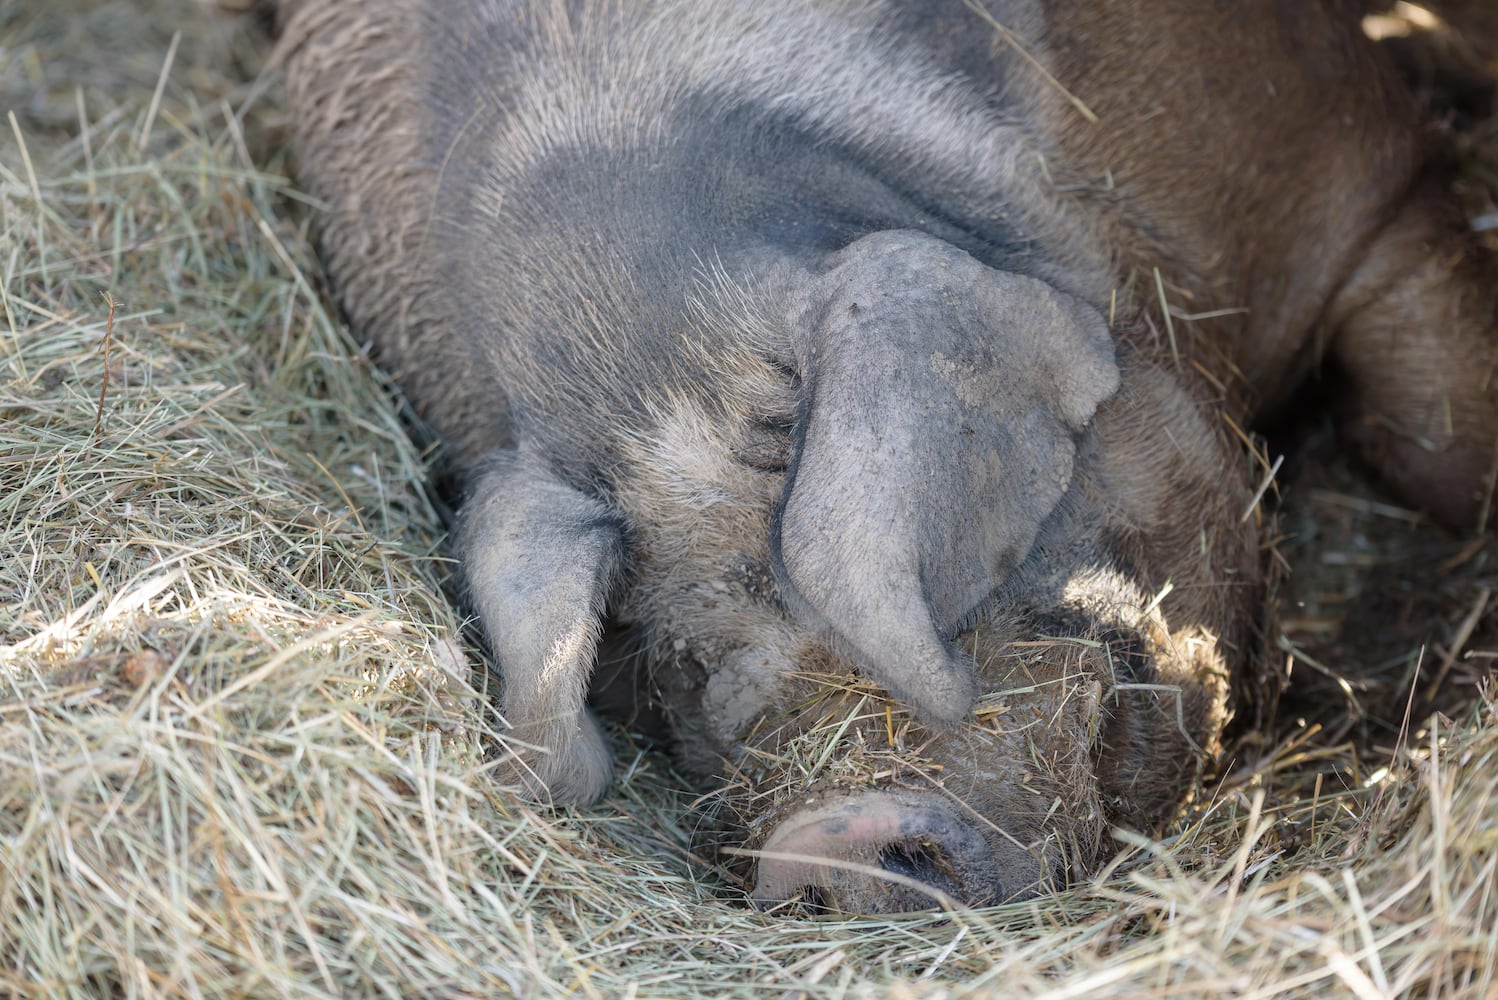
[269,0,1498,913]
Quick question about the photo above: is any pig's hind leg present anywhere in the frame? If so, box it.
[1323,182,1498,533]
[457,449,627,805]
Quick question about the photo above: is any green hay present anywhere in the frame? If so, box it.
[2,2,1495,997]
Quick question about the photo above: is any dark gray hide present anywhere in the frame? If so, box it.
[390,0,1140,802]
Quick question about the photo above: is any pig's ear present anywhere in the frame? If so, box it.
[457,448,626,805]
[774,231,1119,728]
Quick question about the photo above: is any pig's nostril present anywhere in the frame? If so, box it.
[877,839,951,885]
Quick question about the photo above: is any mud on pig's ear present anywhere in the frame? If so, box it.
[772,230,1120,729]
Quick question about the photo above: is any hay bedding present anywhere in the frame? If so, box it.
[1,1,1495,996]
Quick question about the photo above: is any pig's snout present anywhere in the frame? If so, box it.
[751,791,1031,914]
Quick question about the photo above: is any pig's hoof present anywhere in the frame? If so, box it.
[498,711,613,807]
[751,790,1036,914]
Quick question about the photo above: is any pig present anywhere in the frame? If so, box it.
[269,0,1498,914]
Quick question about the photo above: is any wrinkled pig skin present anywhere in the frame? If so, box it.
[270,0,1498,913]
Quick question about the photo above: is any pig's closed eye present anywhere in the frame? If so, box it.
[733,420,793,473]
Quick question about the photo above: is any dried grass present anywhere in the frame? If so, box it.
[2,2,1496,997]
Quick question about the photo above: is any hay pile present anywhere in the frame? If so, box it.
[2,2,1495,996]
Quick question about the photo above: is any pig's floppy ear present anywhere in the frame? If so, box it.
[457,448,626,805]
[775,231,1119,727]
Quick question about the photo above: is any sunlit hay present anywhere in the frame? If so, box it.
[3,2,1497,997]
[1364,3,1444,42]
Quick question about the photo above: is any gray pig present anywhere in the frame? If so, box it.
[271,0,1498,913]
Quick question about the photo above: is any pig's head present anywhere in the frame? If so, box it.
[460,230,1258,911]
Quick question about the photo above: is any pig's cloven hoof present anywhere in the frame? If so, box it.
[750,790,1031,915]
